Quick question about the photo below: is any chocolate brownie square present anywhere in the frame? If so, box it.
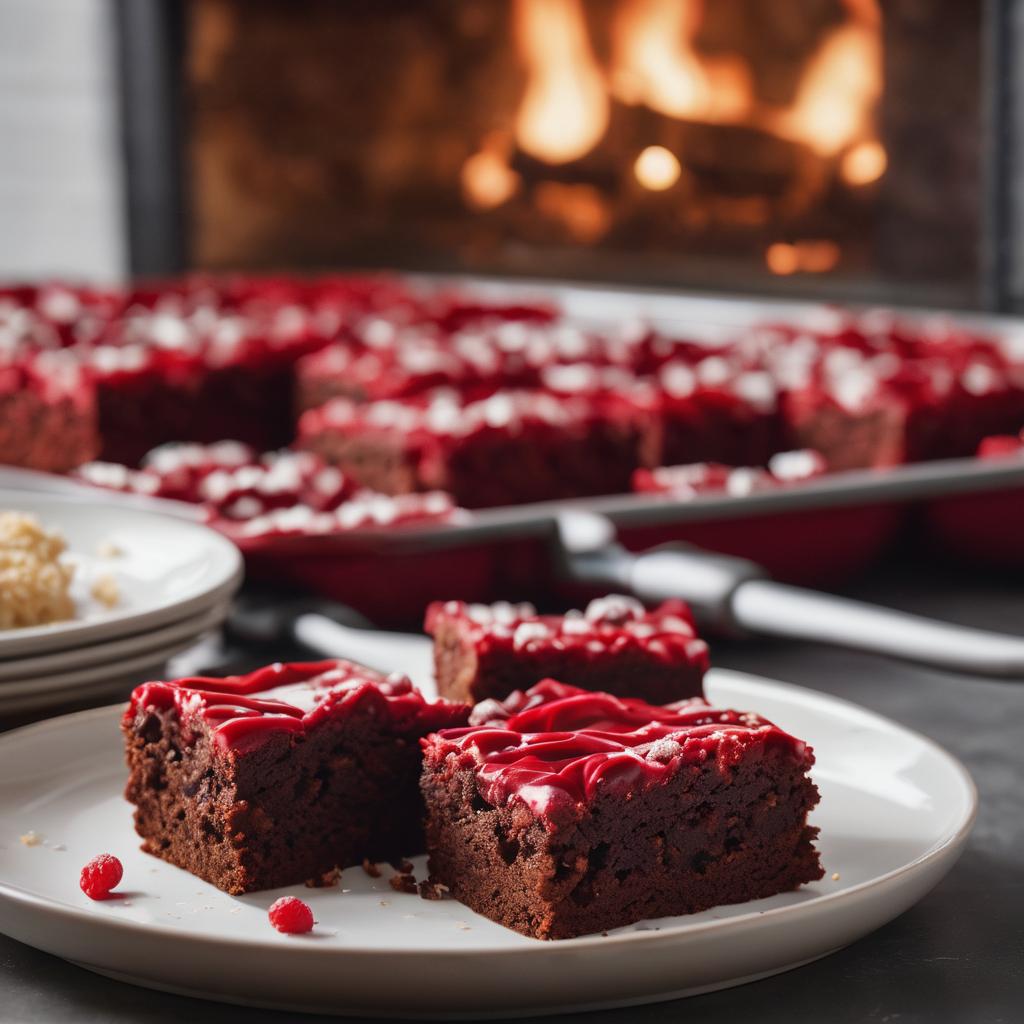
[425,595,708,706]
[298,389,649,508]
[421,681,823,939]
[123,660,468,894]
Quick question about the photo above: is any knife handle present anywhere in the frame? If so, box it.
[730,579,1024,678]
[565,532,1024,679]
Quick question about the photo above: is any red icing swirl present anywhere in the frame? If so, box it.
[126,659,468,754]
[423,680,812,827]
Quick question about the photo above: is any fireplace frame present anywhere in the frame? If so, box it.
[114,0,1019,313]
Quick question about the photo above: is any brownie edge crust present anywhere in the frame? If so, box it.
[421,682,822,940]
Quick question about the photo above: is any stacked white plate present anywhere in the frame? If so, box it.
[0,492,243,716]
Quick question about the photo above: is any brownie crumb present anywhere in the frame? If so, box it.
[417,878,451,901]
[305,866,342,888]
[362,859,382,878]
[389,872,418,894]
[391,857,415,874]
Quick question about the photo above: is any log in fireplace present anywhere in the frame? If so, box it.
[116,0,1017,311]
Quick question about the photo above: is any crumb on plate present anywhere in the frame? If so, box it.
[90,572,120,608]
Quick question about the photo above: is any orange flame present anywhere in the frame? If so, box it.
[775,0,883,157]
[610,0,751,123]
[513,0,609,164]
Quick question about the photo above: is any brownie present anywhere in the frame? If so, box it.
[77,441,457,541]
[421,680,823,940]
[123,659,469,894]
[632,449,827,496]
[425,595,709,706]
[297,389,651,508]
[0,351,99,472]
[655,357,785,468]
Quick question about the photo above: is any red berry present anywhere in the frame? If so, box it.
[80,854,123,900]
[268,896,315,934]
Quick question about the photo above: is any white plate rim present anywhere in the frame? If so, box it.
[0,638,214,699]
[0,671,978,958]
[0,601,231,682]
[0,495,243,658]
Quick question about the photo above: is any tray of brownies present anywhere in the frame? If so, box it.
[2,273,1023,623]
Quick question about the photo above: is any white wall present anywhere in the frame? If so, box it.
[0,0,125,281]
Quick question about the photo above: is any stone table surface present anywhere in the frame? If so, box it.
[1,559,1021,1024]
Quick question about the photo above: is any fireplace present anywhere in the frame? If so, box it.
[117,0,1011,310]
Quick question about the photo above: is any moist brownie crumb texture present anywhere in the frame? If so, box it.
[421,681,822,940]
[122,660,468,895]
[426,595,709,705]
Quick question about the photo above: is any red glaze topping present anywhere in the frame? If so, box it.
[126,660,468,755]
[425,596,709,670]
[424,680,813,827]
[977,431,1024,458]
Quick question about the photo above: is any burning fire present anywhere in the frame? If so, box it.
[611,0,751,123]
[512,0,608,164]
[775,0,883,157]
[486,0,887,268]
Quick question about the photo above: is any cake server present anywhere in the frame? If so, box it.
[555,510,1024,679]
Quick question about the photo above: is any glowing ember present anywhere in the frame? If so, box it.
[766,243,799,276]
[534,182,611,243]
[513,0,609,165]
[766,240,841,276]
[841,140,888,186]
[634,146,682,191]
[462,139,520,209]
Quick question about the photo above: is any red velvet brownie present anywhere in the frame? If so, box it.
[421,680,823,939]
[632,449,827,497]
[298,389,651,508]
[294,319,600,412]
[0,350,99,472]
[123,660,469,894]
[77,441,458,540]
[655,355,784,468]
[425,596,708,705]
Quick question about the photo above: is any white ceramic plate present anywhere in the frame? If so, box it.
[0,660,176,717]
[0,670,975,1018]
[0,493,242,658]
[0,601,231,683]
[0,630,223,716]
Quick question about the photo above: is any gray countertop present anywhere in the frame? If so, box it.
[1,558,1021,1024]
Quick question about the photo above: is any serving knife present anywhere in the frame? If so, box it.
[554,510,1024,679]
